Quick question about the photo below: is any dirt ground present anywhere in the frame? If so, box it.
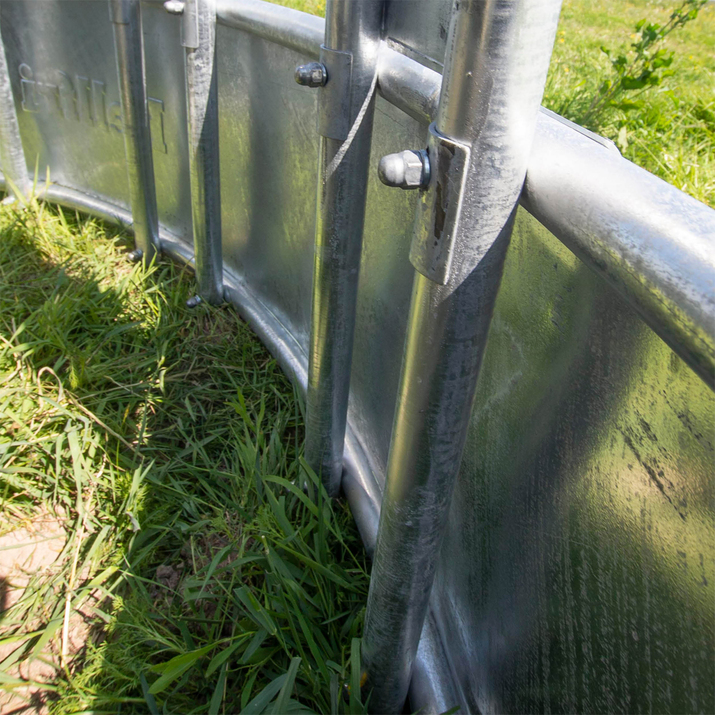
[0,513,94,714]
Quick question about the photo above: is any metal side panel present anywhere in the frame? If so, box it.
[383,0,450,71]
[431,207,715,714]
[216,24,319,349]
[0,2,713,712]
[1,0,129,204]
[141,1,193,238]
[0,0,191,234]
[347,95,427,490]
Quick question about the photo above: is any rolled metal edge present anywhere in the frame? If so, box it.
[523,110,715,387]
[0,173,456,712]
[216,0,323,59]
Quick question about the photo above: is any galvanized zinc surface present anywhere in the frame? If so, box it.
[0,1,713,712]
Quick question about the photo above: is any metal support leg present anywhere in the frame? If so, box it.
[110,0,159,261]
[183,0,223,304]
[304,0,385,497]
[362,0,563,712]
[0,13,30,203]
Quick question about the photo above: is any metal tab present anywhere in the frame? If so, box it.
[181,0,200,49]
[317,44,352,140]
[410,122,470,285]
[108,0,130,25]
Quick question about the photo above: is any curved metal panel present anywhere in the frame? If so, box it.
[433,209,715,713]
[216,23,318,350]
[1,0,129,204]
[1,1,713,712]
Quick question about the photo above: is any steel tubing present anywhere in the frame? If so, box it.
[216,0,323,59]
[110,0,159,260]
[304,0,385,496]
[0,12,30,202]
[213,0,715,388]
[184,0,223,303]
[362,0,563,711]
[523,111,715,387]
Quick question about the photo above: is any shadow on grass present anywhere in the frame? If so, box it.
[0,201,369,714]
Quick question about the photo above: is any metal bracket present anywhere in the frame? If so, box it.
[317,45,352,141]
[410,122,471,285]
[180,0,199,49]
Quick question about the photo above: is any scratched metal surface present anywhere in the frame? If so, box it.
[432,210,715,713]
[383,0,450,70]
[1,2,713,712]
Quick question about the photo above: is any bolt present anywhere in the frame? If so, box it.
[294,62,328,88]
[186,295,203,308]
[377,149,430,190]
[127,248,143,262]
[164,0,185,15]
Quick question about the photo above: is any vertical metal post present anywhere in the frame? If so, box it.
[110,0,159,261]
[304,0,385,497]
[362,0,563,712]
[183,0,223,303]
[0,13,30,203]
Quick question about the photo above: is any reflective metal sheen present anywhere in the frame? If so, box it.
[523,110,715,387]
[0,12,29,202]
[304,0,385,496]
[362,0,563,711]
[183,0,223,303]
[1,1,713,712]
[110,0,160,259]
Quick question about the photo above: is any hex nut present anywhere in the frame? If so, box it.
[294,62,328,88]
[377,149,430,190]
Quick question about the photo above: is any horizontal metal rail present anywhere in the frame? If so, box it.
[216,0,323,58]
[215,0,715,388]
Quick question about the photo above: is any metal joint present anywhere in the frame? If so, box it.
[317,45,352,140]
[294,61,327,88]
[409,122,470,285]
[377,149,430,190]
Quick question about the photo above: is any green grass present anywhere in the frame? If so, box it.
[0,201,369,713]
[545,0,714,206]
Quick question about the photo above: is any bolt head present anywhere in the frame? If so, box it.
[294,62,327,88]
[378,150,430,190]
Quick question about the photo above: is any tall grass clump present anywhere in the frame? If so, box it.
[0,197,370,713]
